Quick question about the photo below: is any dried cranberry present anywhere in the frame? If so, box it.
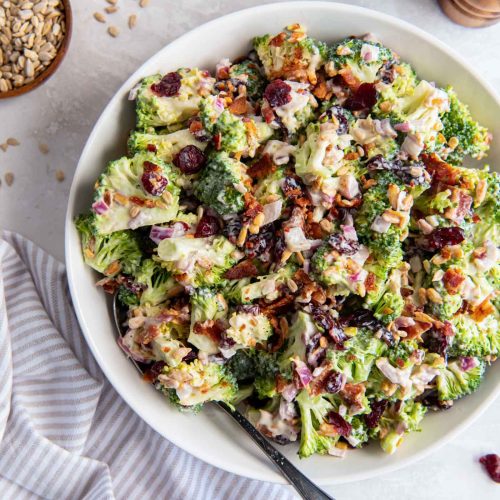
[144,360,166,382]
[425,227,465,251]
[151,72,181,97]
[264,79,292,107]
[310,305,347,347]
[344,83,377,112]
[324,371,344,394]
[146,144,157,153]
[222,215,243,244]
[273,230,287,263]
[141,161,168,196]
[195,214,220,238]
[326,105,349,134]
[245,224,275,260]
[219,332,236,351]
[328,233,360,256]
[366,154,427,186]
[424,328,450,360]
[173,145,206,174]
[479,454,500,483]
[364,400,388,428]
[345,309,395,346]
[327,411,352,437]
[182,351,197,363]
[379,60,396,84]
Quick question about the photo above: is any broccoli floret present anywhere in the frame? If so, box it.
[329,38,394,85]
[158,360,237,407]
[253,24,327,83]
[128,128,207,163]
[225,310,273,349]
[226,349,279,399]
[253,166,286,206]
[279,311,317,374]
[374,290,404,324]
[117,286,140,307]
[296,390,337,458]
[374,400,427,454]
[134,68,215,129]
[436,358,485,401]
[157,234,239,287]
[326,328,387,383]
[425,282,463,321]
[150,320,191,367]
[227,264,296,304]
[193,151,250,215]
[437,87,490,164]
[294,122,352,183]
[91,152,180,234]
[188,288,228,354]
[135,258,177,306]
[229,59,266,101]
[199,96,272,156]
[75,213,142,276]
[449,313,499,358]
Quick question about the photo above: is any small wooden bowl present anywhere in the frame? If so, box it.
[0,0,73,99]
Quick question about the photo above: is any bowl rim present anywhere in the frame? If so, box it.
[0,0,73,99]
[65,1,500,485]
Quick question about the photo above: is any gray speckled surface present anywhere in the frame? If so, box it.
[1,1,499,498]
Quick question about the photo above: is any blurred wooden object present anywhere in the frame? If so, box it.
[438,0,500,26]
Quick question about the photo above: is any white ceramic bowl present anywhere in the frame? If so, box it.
[65,1,500,485]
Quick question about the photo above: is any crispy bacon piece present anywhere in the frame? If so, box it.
[247,154,276,180]
[338,68,361,91]
[138,324,160,345]
[243,192,264,222]
[229,96,248,115]
[270,32,286,47]
[223,259,259,280]
[422,153,459,186]
[470,299,495,323]
[193,319,225,342]
[443,268,465,295]
[259,294,295,315]
[340,383,366,413]
[402,320,433,340]
[365,272,377,292]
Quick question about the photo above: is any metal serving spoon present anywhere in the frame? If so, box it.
[113,294,334,500]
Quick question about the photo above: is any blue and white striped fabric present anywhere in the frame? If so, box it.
[0,231,295,500]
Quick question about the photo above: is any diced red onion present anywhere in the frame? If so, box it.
[394,122,411,133]
[92,199,109,215]
[262,200,283,225]
[117,332,153,364]
[281,383,299,403]
[149,222,188,244]
[292,359,313,389]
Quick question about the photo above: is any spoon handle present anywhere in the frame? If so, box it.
[217,402,335,500]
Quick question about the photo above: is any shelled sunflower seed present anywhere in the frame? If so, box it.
[0,0,66,92]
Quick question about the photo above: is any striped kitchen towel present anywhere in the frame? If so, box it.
[0,231,295,500]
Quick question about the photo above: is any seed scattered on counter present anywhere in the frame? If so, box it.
[139,0,150,8]
[105,6,118,14]
[107,25,120,37]
[55,169,65,182]
[128,14,137,29]
[0,0,67,92]
[106,0,118,5]
[93,12,106,23]
[0,143,8,152]
[6,137,20,146]
[4,172,14,186]
[39,142,49,154]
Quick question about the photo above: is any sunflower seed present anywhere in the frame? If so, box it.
[128,14,137,29]
[107,25,119,37]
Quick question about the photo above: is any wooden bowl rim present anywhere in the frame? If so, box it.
[0,0,73,99]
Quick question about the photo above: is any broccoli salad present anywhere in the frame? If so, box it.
[76,24,499,459]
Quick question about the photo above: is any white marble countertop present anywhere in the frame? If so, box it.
[1,0,499,498]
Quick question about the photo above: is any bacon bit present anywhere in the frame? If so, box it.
[213,133,222,150]
[216,66,230,80]
[259,294,295,316]
[340,383,366,411]
[243,192,264,223]
[338,68,361,90]
[313,80,328,100]
[402,320,433,340]
[223,259,259,280]
[138,324,160,345]
[247,154,276,180]
[439,320,455,337]
[470,299,495,323]
[96,277,120,294]
[443,268,465,295]
[193,320,225,342]
[104,260,121,276]
[262,105,275,124]
[344,152,359,161]
[422,153,459,186]
[365,272,377,292]
[270,32,286,47]
[229,96,248,115]
[189,118,203,134]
